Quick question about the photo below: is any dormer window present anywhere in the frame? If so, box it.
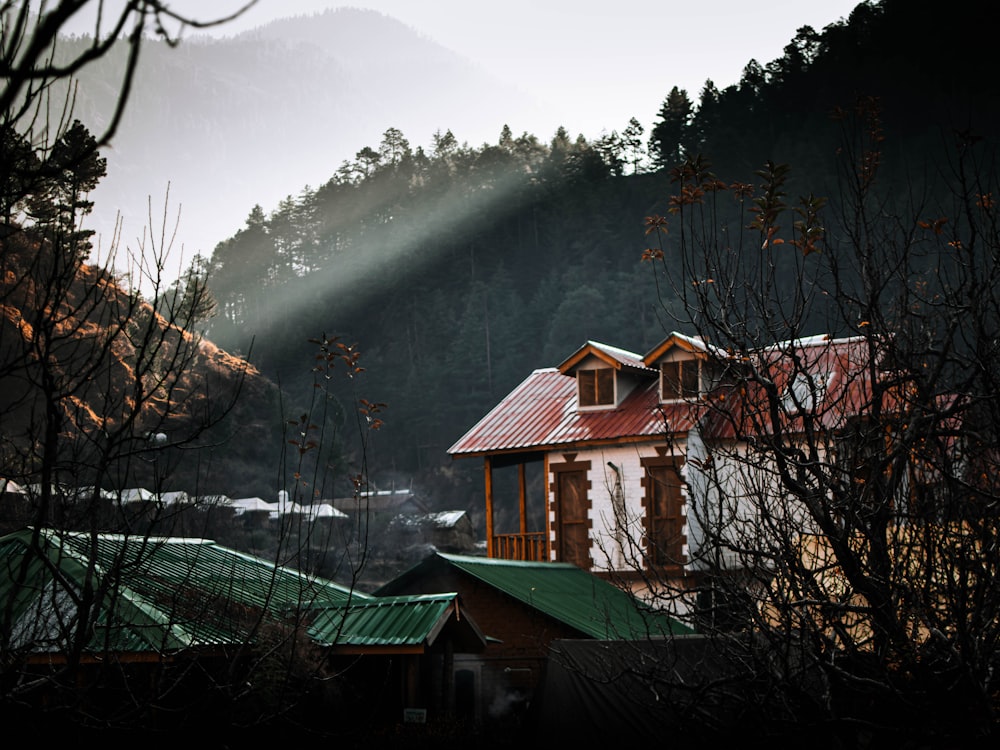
[578,368,614,407]
[660,360,701,401]
[783,371,833,414]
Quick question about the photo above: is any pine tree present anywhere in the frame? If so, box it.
[648,87,693,170]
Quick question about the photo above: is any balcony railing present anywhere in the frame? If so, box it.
[492,532,548,562]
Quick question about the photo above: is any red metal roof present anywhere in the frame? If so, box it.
[447,367,700,457]
[699,334,889,439]
[448,333,902,458]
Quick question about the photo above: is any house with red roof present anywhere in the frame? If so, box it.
[447,331,910,615]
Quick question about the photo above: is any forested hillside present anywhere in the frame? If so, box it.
[182,0,998,515]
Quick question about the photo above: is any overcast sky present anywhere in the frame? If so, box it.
[69,0,864,142]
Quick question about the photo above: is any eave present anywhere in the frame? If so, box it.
[450,433,670,460]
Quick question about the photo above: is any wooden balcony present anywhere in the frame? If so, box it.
[491,532,548,562]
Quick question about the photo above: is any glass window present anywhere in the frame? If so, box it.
[661,360,700,401]
[783,371,832,413]
[578,368,614,406]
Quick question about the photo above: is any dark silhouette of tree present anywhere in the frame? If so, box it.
[648,87,693,170]
[621,116,647,174]
[25,119,106,257]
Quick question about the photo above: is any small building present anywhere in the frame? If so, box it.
[386,510,477,554]
[329,488,428,517]
[117,486,157,503]
[227,496,271,515]
[159,490,191,505]
[375,550,691,726]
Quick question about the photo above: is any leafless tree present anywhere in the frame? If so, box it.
[0,2,392,737]
[1,2,254,142]
[0,0,265,533]
[627,98,1000,746]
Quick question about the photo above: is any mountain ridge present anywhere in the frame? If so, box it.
[70,8,538,280]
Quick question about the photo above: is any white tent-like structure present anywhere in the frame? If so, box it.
[227,493,347,521]
[228,497,275,516]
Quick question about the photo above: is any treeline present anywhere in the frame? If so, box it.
[189,0,999,505]
[199,128,674,501]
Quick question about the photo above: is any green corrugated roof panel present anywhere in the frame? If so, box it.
[309,592,485,650]
[435,553,695,639]
[0,527,372,655]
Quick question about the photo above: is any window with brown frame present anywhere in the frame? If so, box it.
[578,368,614,407]
[660,360,700,401]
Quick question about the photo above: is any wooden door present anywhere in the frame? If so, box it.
[556,469,591,569]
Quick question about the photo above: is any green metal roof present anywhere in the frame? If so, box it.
[308,592,486,652]
[384,552,695,639]
[0,527,371,655]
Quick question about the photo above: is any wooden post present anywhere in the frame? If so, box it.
[484,456,494,558]
[518,462,527,537]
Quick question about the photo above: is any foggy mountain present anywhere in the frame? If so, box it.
[70,8,541,282]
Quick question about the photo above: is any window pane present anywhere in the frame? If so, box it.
[681,361,699,397]
[661,362,680,400]
[578,370,596,406]
[580,368,613,406]
[596,368,614,404]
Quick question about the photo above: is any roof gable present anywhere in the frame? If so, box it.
[642,331,717,366]
[558,340,654,376]
[309,592,487,654]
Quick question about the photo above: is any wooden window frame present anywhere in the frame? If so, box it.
[578,368,615,407]
[639,455,686,569]
[660,360,700,402]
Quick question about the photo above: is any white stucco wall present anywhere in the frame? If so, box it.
[684,432,826,573]
[543,430,826,591]
[543,430,810,577]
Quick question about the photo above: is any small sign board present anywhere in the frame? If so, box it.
[403,708,427,724]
